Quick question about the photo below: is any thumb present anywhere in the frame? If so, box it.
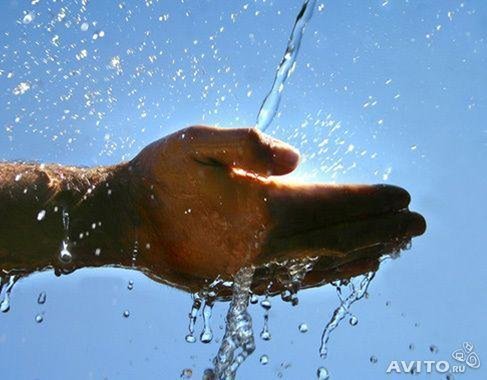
[184,126,300,176]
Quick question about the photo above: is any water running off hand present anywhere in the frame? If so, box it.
[255,0,317,132]
[319,271,376,359]
[211,267,256,379]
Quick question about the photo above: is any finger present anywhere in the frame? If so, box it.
[268,183,411,236]
[262,211,426,261]
[182,125,300,176]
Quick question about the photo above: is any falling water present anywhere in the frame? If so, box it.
[0,275,17,313]
[319,271,376,359]
[37,291,47,304]
[131,240,139,266]
[259,296,272,341]
[185,293,202,344]
[206,0,316,372]
[200,299,215,344]
[211,267,256,379]
[256,0,317,131]
[280,257,318,306]
[59,208,72,263]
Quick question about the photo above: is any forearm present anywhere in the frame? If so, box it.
[0,162,138,276]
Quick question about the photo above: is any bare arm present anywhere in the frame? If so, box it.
[0,126,426,295]
[0,162,137,275]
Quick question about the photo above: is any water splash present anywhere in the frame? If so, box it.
[256,0,317,131]
[319,271,376,359]
[280,257,318,306]
[0,275,17,313]
[212,267,256,379]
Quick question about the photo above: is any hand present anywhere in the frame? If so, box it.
[129,126,426,285]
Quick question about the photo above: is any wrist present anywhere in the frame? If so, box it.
[0,162,138,276]
[56,163,138,271]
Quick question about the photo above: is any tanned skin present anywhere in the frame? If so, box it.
[0,126,426,294]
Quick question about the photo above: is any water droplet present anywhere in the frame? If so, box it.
[430,344,439,354]
[409,343,415,350]
[298,323,308,333]
[250,294,258,304]
[35,314,43,323]
[127,280,134,290]
[22,12,35,24]
[36,210,46,221]
[0,298,10,313]
[37,291,46,304]
[94,248,101,256]
[123,310,130,318]
[14,173,22,181]
[349,316,358,326]
[202,369,215,380]
[180,368,192,379]
[370,355,378,364]
[80,22,89,31]
[260,355,269,365]
[260,330,271,341]
[59,241,72,263]
[13,82,30,95]
[446,374,454,380]
[317,367,329,380]
[260,299,271,310]
[185,334,196,343]
[200,301,214,343]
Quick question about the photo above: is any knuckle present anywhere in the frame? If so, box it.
[246,127,263,144]
[246,128,271,157]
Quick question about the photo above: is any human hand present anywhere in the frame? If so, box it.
[128,126,426,285]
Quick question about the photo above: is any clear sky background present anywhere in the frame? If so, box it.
[0,0,486,379]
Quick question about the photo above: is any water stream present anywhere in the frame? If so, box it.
[211,267,256,379]
[0,275,17,313]
[256,0,317,131]
[319,271,376,359]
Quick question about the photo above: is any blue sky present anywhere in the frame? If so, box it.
[0,1,486,379]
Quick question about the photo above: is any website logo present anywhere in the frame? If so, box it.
[386,341,480,375]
